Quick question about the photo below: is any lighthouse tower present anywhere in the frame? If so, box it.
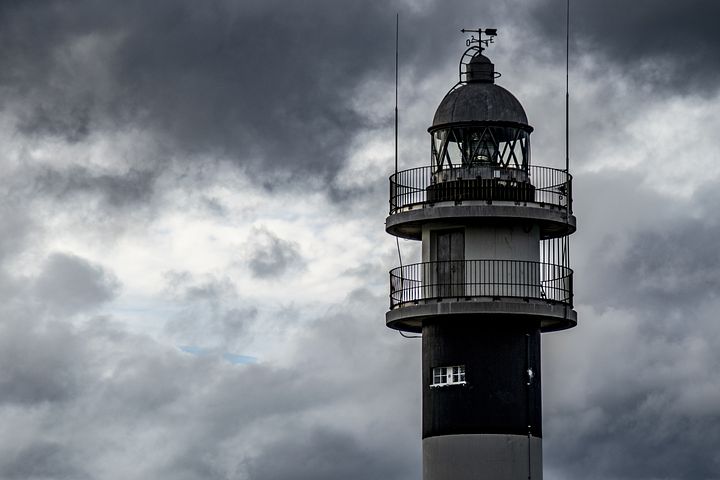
[386,29,576,480]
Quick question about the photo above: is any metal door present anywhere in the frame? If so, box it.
[435,230,464,297]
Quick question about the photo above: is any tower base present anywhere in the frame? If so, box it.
[423,434,542,480]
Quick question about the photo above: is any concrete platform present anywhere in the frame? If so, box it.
[386,201,576,240]
[386,297,577,333]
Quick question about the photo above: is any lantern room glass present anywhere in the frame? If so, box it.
[430,126,530,176]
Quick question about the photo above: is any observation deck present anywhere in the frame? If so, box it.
[386,259,576,333]
[387,165,575,240]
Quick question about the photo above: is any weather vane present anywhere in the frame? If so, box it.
[460,27,498,50]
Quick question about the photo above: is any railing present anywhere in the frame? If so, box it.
[389,260,573,309]
[389,165,572,214]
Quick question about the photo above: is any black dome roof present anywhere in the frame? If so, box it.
[432,82,529,128]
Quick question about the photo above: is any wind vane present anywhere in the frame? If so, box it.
[460,27,498,50]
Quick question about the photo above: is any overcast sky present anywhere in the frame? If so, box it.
[1,0,720,479]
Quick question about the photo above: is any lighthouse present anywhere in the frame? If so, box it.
[386,29,576,480]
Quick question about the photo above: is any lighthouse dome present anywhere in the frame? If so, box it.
[431,82,528,127]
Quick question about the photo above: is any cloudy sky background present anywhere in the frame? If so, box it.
[1,0,720,478]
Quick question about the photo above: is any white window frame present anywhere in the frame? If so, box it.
[431,365,466,387]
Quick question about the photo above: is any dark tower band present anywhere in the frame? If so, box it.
[386,30,576,480]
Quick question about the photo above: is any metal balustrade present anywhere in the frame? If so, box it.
[389,260,573,309]
[389,165,572,214]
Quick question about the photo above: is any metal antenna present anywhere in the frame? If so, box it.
[565,0,570,175]
[563,0,572,322]
[394,14,416,339]
[394,14,404,294]
[395,13,399,177]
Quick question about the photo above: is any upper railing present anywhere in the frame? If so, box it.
[389,259,573,309]
[389,165,571,214]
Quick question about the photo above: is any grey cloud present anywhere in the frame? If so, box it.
[621,220,720,304]
[572,172,720,315]
[0,0,392,179]
[343,261,387,279]
[245,428,413,480]
[0,441,90,480]
[0,317,84,405]
[453,152,720,478]
[546,415,720,480]
[168,303,257,348]
[544,307,720,480]
[34,252,120,314]
[163,272,257,349]
[0,0,517,195]
[582,221,720,314]
[201,195,227,217]
[0,283,420,479]
[539,175,720,479]
[246,226,305,279]
[32,165,160,211]
[0,205,36,265]
[18,102,93,144]
[527,0,720,93]
[164,271,236,302]
[0,0,537,224]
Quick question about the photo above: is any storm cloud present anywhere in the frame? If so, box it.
[245,226,305,279]
[528,0,720,94]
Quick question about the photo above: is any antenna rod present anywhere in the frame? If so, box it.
[565,0,570,175]
[563,0,572,313]
[395,13,399,176]
[394,15,403,284]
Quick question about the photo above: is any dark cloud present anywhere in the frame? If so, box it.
[34,252,120,314]
[0,317,84,405]
[572,173,720,315]
[0,281,420,479]
[246,226,305,279]
[245,428,413,480]
[0,0,395,179]
[0,0,518,194]
[0,441,91,480]
[32,165,160,210]
[165,271,236,302]
[620,219,720,305]
[18,102,93,144]
[540,174,720,479]
[544,304,720,480]
[527,0,720,93]
[0,205,36,265]
[547,413,720,480]
[163,272,257,349]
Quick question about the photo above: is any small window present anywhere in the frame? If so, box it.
[431,365,466,387]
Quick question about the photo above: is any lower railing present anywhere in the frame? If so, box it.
[389,260,573,309]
